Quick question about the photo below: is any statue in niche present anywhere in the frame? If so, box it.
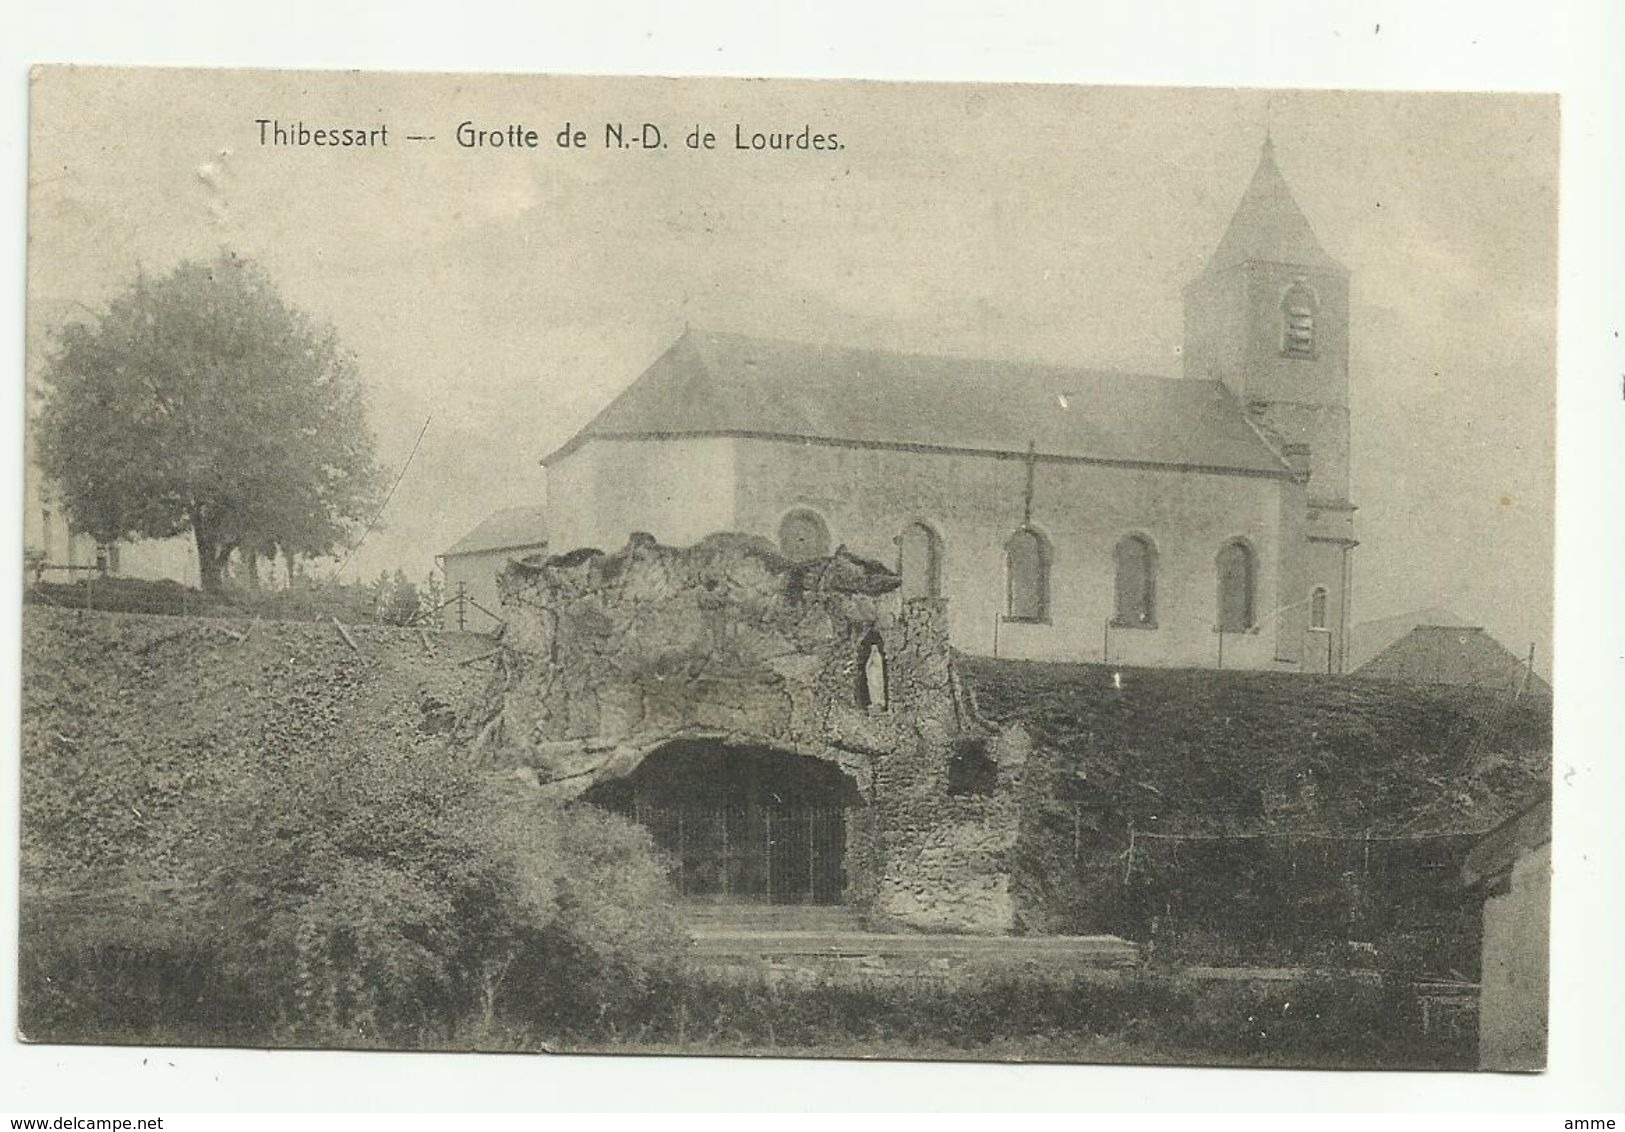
[862,637,887,710]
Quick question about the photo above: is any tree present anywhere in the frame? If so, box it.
[369,568,422,626]
[35,252,383,593]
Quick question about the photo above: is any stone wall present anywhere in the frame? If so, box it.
[486,531,1027,932]
[553,433,1304,669]
[544,436,741,556]
[728,436,1308,670]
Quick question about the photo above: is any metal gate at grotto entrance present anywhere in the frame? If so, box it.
[583,739,861,906]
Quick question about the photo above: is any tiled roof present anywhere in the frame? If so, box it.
[1201,138,1344,276]
[544,329,1291,478]
[1348,607,1472,670]
[1354,625,1549,696]
[442,505,548,558]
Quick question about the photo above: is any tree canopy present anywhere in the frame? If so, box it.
[35,252,383,592]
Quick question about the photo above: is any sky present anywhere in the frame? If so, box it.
[26,69,1558,667]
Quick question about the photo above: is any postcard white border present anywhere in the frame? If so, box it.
[3,0,1621,1114]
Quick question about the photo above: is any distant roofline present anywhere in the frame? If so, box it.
[441,537,550,560]
[440,503,549,558]
[543,427,1298,481]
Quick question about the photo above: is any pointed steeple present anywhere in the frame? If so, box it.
[1204,138,1344,275]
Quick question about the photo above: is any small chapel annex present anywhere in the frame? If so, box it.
[539,139,1358,672]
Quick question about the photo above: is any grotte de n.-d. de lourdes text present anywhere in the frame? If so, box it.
[252,118,846,152]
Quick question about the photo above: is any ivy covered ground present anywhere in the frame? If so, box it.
[960,654,1550,837]
[962,654,1550,961]
[19,606,685,1049]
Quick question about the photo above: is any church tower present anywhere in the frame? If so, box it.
[1183,138,1357,671]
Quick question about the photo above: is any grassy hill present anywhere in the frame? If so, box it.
[961,655,1550,837]
[20,605,495,896]
[961,656,1550,955]
[19,606,686,1048]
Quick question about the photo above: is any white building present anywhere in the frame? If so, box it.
[24,434,199,587]
[438,505,550,632]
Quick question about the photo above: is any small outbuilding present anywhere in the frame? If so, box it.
[438,505,548,632]
[1462,798,1551,1071]
[1354,622,1547,697]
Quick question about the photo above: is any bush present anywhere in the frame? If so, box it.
[27,576,231,618]
[492,802,688,1040]
[18,886,257,1045]
[996,656,1532,968]
[1150,972,1465,1066]
[19,606,685,1048]
[193,742,686,1047]
[21,776,684,1048]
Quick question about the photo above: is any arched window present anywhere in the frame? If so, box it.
[1113,535,1157,627]
[1005,528,1049,623]
[778,509,830,561]
[1310,585,1329,631]
[1282,281,1318,358]
[898,521,942,599]
[1216,540,1255,632]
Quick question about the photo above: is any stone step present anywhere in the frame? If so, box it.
[677,902,1140,981]
[686,927,1140,987]
[687,928,1139,962]
[681,902,868,935]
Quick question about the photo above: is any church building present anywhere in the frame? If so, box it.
[541,140,1357,672]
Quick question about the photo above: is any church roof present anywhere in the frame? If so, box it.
[442,504,549,558]
[1202,138,1345,276]
[543,329,1293,478]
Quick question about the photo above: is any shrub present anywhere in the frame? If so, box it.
[18,884,256,1045]
[199,742,685,1047]
[19,607,685,1048]
[493,802,688,1040]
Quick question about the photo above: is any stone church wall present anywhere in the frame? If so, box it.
[541,420,1322,670]
[729,436,1299,669]
[545,436,741,555]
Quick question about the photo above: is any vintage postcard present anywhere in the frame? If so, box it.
[21,67,1556,1071]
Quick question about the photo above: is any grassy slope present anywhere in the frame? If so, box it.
[961,655,1551,835]
[20,605,495,897]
